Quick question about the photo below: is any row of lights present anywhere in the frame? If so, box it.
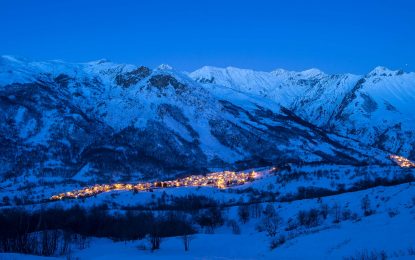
[50,169,266,201]
[390,154,415,168]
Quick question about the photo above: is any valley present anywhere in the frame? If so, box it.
[1,56,415,259]
[2,0,414,258]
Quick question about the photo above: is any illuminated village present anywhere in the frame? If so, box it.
[50,155,415,201]
[389,154,415,168]
[50,169,267,201]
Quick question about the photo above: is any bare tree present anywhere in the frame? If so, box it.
[148,221,161,251]
[250,203,263,219]
[196,207,224,234]
[227,219,241,234]
[261,204,282,237]
[263,213,282,237]
[41,230,59,256]
[148,233,161,251]
[263,204,276,218]
[60,231,72,256]
[297,209,320,228]
[238,205,250,224]
[332,202,341,223]
[319,203,329,219]
[181,234,194,251]
[361,195,372,216]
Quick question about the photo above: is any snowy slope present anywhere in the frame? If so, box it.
[190,66,362,126]
[1,56,393,186]
[2,182,414,259]
[190,66,328,108]
[330,67,415,158]
[190,65,415,159]
[2,56,415,260]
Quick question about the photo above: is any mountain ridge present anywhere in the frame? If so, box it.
[0,56,411,186]
[190,63,415,159]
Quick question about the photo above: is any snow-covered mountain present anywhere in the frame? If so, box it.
[190,65,415,159]
[2,56,415,259]
[0,56,397,184]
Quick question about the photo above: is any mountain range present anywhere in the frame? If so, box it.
[1,55,414,184]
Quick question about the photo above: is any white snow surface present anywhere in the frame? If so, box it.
[2,182,415,259]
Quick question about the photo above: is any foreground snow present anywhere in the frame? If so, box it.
[2,214,414,259]
[2,183,414,259]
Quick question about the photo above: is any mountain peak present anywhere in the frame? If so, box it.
[300,68,325,77]
[271,68,291,75]
[157,64,174,70]
[87,59,111,65]
[367,66,395,76]
[0,55,27,64]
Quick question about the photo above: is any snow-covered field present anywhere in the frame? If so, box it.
[1,173,415,259]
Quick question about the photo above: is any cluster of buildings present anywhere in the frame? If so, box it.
[390,154,415,168]
[50,170,259,200]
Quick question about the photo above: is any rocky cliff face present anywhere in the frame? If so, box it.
[0,56,395,184]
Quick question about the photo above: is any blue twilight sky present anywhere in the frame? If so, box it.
[0,0,414,74]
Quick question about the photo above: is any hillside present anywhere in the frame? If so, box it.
[1,56,415,260]
[0,56,394,186]
[190,66,415,159]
